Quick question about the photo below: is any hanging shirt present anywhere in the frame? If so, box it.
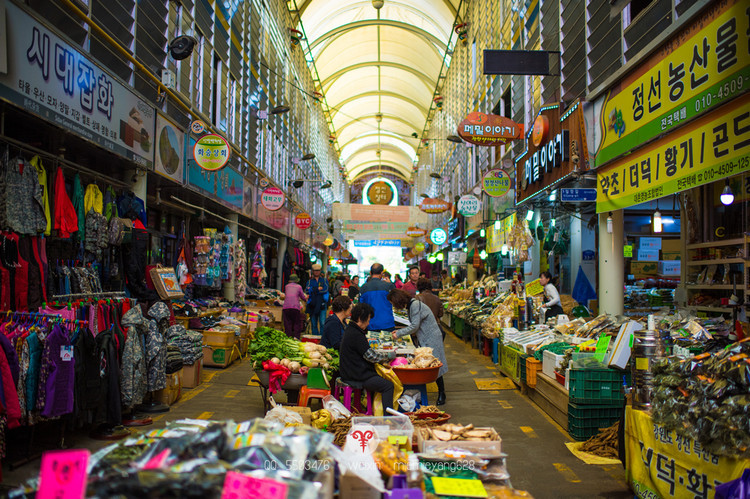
[5,157,46,235]
[84,184,103,215]
[41,324,75,418]
[52,169,78,239]
[72,173,85,240]
[30,156,51,236]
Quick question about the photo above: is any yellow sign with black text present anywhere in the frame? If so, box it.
[597,92,750,213]
[486,213,516,254]
[625,407,749,499]
[594,1,750,167]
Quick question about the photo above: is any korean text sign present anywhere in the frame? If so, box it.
[624,407,749,499]
[594,1,750,167]
[0,3,155,168]
[596,92,750,213]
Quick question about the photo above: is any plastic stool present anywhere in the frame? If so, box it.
[298,368,331,407]
[402,384,429,406]
[335,378,374,415]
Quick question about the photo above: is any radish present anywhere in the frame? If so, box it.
[271,357,280,364]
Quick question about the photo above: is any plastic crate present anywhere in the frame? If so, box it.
[568,368,625,404]
[567,402,624,441]
[519,354,529,383]
[526,358,542,388]
[501,346,523,382]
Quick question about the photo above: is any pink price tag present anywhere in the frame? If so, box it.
[221,471,288,499]
[37,449,90,499]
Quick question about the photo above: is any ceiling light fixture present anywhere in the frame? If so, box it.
[430,172,442,179]
[301,153,315,161]
[372,0,384,9]
[420,193,429,198]
[437,253,444,261]
[292,180,304,189]
[446,135,463,143]
[526,209,535,221]
[320,180,332,189]
[270,105,290,115]
[653,204,662,233]
[721,181,735,205]
[606,212,613,234]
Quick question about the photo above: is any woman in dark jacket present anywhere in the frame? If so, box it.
[416,278,445,339]
[321,296,352,350]
[339,303,396,411]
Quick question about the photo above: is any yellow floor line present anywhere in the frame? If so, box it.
[202,370,219,384]
[197,411,214,420]
[602,465,629,488]
[490,390,499,395]
[518,390,572,440]
[498,400,513,409]
[225,389,240,398]
[520,426,538,438]
[469,370,477,375]
[553,462,582,483]
[151,414,165,422]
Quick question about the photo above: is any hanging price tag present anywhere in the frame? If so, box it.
[38,449,90,499]
[593,335,612,363]
[221,471,288,499]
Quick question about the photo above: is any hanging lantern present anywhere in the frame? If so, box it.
[323,236,334,246]
[415,242,425,253]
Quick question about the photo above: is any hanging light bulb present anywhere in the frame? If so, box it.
[549,191,556,202]
[437,253,444,261]
[721,181,735,205]
[501,244,508,256]
[653,210,663,233]
[480,228,486,237]
[551,219,556,227]
[494,219,500,230]
[310,254,317,263]
[606,212,613,234]
[526,209,535,221]
[463,247,468,253]
[480,250,488,260]
[428,255,437,264]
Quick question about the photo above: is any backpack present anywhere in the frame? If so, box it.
[109,217,133,246]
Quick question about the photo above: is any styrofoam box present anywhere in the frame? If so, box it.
[658,260,681,276]
[543,350,565,379]
[637,249,659,261]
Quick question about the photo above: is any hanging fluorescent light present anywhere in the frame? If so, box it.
[551,219,556,227]
[480,250,488,260]
[549,191,556,202]
[494,220,500,230]
[501,244,508,256]
[480,228,486,237]
[721,181,735,205]
[606,212,613,234]
[437,253,444,261]
[653,210,663,233]
[526,209,535,221]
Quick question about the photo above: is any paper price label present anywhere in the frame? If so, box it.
[38,449,90,499]
[60,345,73,362]
[431,477,487,497]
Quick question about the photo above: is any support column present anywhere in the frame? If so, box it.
[223,214,239,301]
[598,210,624,315]
[276,235,288,291]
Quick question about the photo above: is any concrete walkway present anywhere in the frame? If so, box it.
[2,333,632,498]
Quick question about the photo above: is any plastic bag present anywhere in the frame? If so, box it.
[264,406,304,425]
[397,391,419,412]
[323,394,352,420]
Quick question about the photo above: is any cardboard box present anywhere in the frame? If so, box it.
[658,260,681,276]
[338,474,381,499]
[203,345,236,368]
[416,427,502,455]
[182,360,202,389]
[284,406,312,425]
[640,237,662,250]
[661,238,680,253]
[154,368,183,405]
[636,249,659,261]
[606,321,642,370]
[661,251,681,261]
[631,261,658,275]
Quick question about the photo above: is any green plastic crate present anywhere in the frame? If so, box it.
[568,368,625,404]
[519,353,529,383]
[567,402,624,441]
[452,316,464,339]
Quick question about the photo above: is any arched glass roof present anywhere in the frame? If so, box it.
[294,0,458,180]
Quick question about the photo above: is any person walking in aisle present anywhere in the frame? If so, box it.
[306,263,329,335]
[540,271,564,323]
[416,278,445,339]
[441,269,451,289]
[321,295,352,350]
[402,265,420,298]
[388,288,448,405]
[358,263,396,331]
[394,274,404,289]
[282,274,308,339]
[348,275,360,301]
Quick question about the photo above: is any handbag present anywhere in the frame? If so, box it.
[149,264,185,300]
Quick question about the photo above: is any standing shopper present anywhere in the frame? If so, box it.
[402,266,420,298]
[321,295,352,350]
[282,274,308,338]
[540,271,564,323]
[388,289,448,405]
[358,263,396,331]
[306,264,329,335]
[394,274,404,289]
[348,275,360,301]
[416,278,445,339]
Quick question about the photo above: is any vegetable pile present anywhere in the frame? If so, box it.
[248,326,339,375]
[579,422,619,458]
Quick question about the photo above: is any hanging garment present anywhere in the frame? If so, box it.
[13,233,29,311]
[116,192,147,225]
[23,236,44,311]
[103,186,118,221]
[52,169,78,239]
[25,331,42,413]
[72,173,85,240]
[84,184,103,215]
[145,302,169,392]
[0,331,19,386]
[30,156,51,236]
[95,327,122,425]
[41,324,75,418]
[0,347,21,428]
[73,325,101,420]
[120,306,148,408]
[5,157,46,235]
[122,228,158,301]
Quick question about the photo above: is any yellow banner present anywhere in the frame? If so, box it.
[525,279,544,296]
[597,92,750,213]
[487,213,516,253]
[595,1,750,167]
[625,406,749,498]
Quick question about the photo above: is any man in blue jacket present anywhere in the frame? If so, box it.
[306,263,329,335]
[358,263,396,331]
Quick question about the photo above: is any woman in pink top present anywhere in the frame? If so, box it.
[282,274,308,339]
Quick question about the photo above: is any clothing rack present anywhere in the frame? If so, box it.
[50,291,127,300]
[4,310,89,326]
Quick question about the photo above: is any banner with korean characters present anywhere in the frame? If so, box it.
[486,213,516,254]
[624,407,749,499]
[0,3,155,168]
[596,92,750,213]
[154,113,184,184]
[592,0,750,168]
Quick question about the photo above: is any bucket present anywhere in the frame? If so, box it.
[631,328,669,409]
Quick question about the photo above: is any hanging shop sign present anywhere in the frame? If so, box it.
[560,188,597,202]
[295,212,312,230]
[448,215,463,242]
[0,2,155,168]
[419,198,452,214]
[366,180,394,205]
[486,213,516,254]
[190,120,207,134]
[430,228,448,246]
[193,134,230,171]
[515,100,589,204]
[482,169,512,198]
[457,194,481,216]
[186,142,243,209]
[596,92,750,213]
[457,112,524,146]
[591,1,750,168]
[447,251,467,265]
[353,240,401,247]
[260,187,286,211]
[155,112,184,184]
[624,407,750,499]
[406,227,427,237]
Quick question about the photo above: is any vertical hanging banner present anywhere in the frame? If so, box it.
[0,3,155,168]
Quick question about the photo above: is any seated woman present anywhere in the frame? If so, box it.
[388,288,449,406]
[321,295,352,350]
[339,303,396,412]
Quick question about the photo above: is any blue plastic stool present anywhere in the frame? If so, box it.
[402,384,429,407]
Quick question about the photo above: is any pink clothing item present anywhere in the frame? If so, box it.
[402,280,418,298]
[0,347,22,428]
[38,306,77,321]
[282,282,307,310]
[395,280,404,289]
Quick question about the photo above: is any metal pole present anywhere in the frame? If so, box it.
[598,210,624,315]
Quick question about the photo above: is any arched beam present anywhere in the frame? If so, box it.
[347,160,412,178]
[351,166,411,183]
[343,142,415,164]
[322,61,437,93]
[339,134,418,155]
[295,0,457,27]
[310,19,447,53]
[331,90,430,116]
[335,114,423,137]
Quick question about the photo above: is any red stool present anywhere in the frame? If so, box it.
[298,368,331,407]
[334,378,374,415]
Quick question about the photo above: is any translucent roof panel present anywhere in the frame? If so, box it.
[298,0,458,179]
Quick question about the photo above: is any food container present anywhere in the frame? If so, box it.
[352,415,414,442]
[392,363,442,385]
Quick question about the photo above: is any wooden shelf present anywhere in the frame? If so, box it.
[691,305,740,313]
[686,284,741,290]
[686,258,744,266]
[687,238,745,249]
